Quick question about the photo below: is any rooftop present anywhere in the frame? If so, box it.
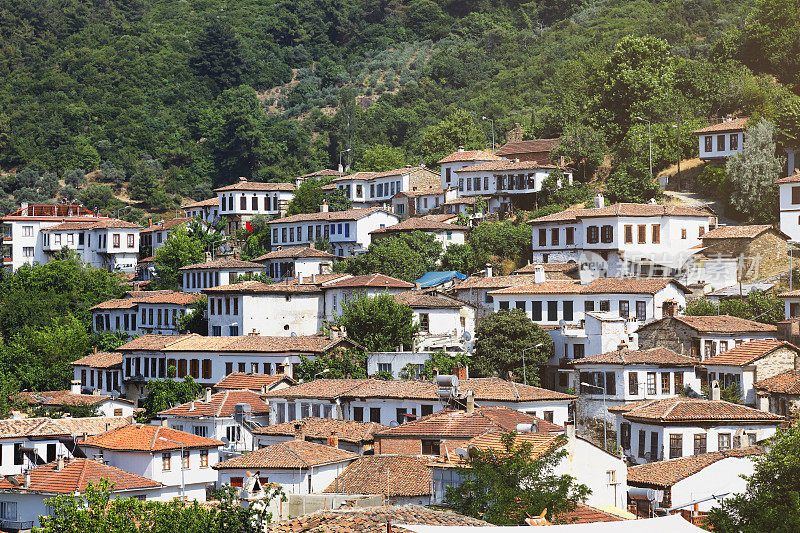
[776,168,800,184]
[415,271,467,288]
[2,204,98,219]
[81,424,224,451]
[701,339,799,366]
[495,138,559,157]
[754,370,800,395]
[393,188,447,198]
[370,218,467,235]
[213,439,358,469]
[181,197,220,209]
[178,258,264,271]
[670,315,778,334]
[392,291,466,309]
[13,390,130,407]
[529,203,711,224]
[323,455,432,497]
[437,149,501,164]
[202,280,322,295]
[701,224,784,240]
[489,277,687,296]
[571,347,698,367]
[458,159,560,173]
[627,447,763,488]
[266,207,393,225]
[140,217,192,233]
[253,417,387,443]
[42,218,142,231]
[90,291,202,310]
[608,396,783,423]
[0,458,161,494]
[70,351,124,369]
[512,262,580,279]
[158,390,270,418]
[213,178,295,192]
[323,273,414,289]
[0,416,132,441]
[252,247,337,261]
[455,273,546,290]
[692,117,749,134]
[116,333,357,354]
[332,166,432,182]
[213,372,296,391]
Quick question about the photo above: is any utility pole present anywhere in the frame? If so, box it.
[636,116,653,182]
[482,116,495,154]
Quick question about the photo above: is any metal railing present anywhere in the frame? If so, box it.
[0,519,35,530]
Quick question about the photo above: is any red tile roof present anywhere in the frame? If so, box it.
[608,397,783,423]
[324,273,414,289]
[455,274,543,290]
[393,188,447,198]
[140,217,192,233]
[179,258,264,270]
[370,218,467,235]
[158,390,270,418]
[490,277,687,296]
[2,204,98,219]
[0,459,161,494]
[512,262,579,278]
[391,291,465,309]
[81,424,223,451]
[0,416,132,440]
[554,504,629,524]
[571,347,698,367]
[332,166,433,183]
[776,169,800,184]
[254,417,387,443]
[701,225,779,240]
[116,333,358,354]
[437,150,501,164]
[252,247,337,261]
[755,370,800,394]
[529,203,711,224]
[214,372,296,391]
[324,455,432,496]
[266,207,394,224]
[458,160,560,173]
[421,214,459,223]
[495,138,559,157]
[701,339,799,366]
[627,447,763,488]
[42,219,142,231]
[12,390,131,407]
[202,280,322,294]
[295,169,344,180]
[672,315,777,333]
[90,292,203,310]
[71,351,124,368]
[213,179,295,192]
[182,197,220,208]
[214,439,358,469]
[692,117,749,134]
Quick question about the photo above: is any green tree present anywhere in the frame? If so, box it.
[445,431,590,524]
[285,178,352,216]
[294,350,367,382]
[334,232,442,281]
[473,310,553,384]
[552,124,606,181]
[357,144,406,172]
[334,293,418,352]
[685,290,783,325]
[441,243,489,275]
[707,422,800,532]
[140,368,201,421]
[605,168,659,204]
[153,227,206,290]
[468,222,532,266]
[238,214,272,260]
[400,350,471,380]
[64,168,88,189]
[178,297,208,335]
[129,155,163,201]
[192,20,250,92]
[774,95,800,149]
[417,109,485,166]
[726,119,783,222]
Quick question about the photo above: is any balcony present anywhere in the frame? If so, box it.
[0,519,35,530]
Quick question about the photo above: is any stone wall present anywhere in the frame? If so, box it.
[636,318,699,358]
[409,168,442,192]
[753,346,798,382]
[701,231,790,282]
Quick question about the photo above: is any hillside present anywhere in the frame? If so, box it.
[0,0,795,222]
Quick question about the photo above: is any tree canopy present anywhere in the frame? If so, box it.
[334,231,442,281]
[334,292,418,352]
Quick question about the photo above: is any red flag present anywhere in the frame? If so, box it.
[245,222,253,232]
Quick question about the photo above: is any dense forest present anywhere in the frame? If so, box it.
[1,0,800,219]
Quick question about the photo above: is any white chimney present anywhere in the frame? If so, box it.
[205,251,212,263]
[204,388,212,403]
[320,200,329,213]
[533,265,545,284]
[758,394,769,412]
[458,146,465,152]
[24,470,31,487]
[70,380,81,394]
[711,380,721,401]
[55,456,65,471]
[578,265,594,286]
[593,193,604,208]
[484,263,493,278]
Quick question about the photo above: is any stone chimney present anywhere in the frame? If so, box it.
[320,200,329,213]
[294,422,305,441]
[24,470,31,487]
[204,387,212,403]
[56,456,65,471]
[578,265,594,286]
[70,380,81,394]
[204,251,212,263]
[662,300,678,317]
[533,265,545,284]
[710,380,721,401]
[465,390,475,414]
[454,363,467,381]
[484,263,493,278]
[593,193,604,209]
[327,431,339,449]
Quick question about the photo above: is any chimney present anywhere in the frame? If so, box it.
[204,387,212,403]
[20,202,29,212]
[484,263,493,278]
[94,346,98,354]
[564,420,576,443]
[454,363,467,381]
[578,265,594,286]
[92,389,100,396]
[238,176,247,183]
[189,401,195,411]
[617,340,628,352]
[506,371,515,383]
[205,251,212,263]
[758,393,770,412]
[662,300,678,317]
[458,146,465,152]
[55,456,65,471]
[710,380,721,401]
[70,380,81,394]
[260,384,268,395]
[294,422,305,441]
[327,431,339,449]
[311,273,316,284]
[161,418,168,426]
[465,390,475,414]
[533,265,545,284]
[24,470,31,487]
[593,193,604,209]
[320,200,329,213]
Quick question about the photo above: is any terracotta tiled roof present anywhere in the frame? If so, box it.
[628,447,763,488]
[70,351,124,369]
[202,280,322,294]
[266,207,393,225]
[458,160,559,173]
[455,274,542,290]
[376,406,560,439]
[443,196,490,206]
[0,417,132,441]
[609,397,783,423]
[370,218,467,235]
[295,169,344,179]
[179,258,264,270]
[776,169,800,184]
[512,262,579,277]
[701,225,777,240]
[490,277,686,296]
[463,430,563,459]
[214,439,358,469]
[182,197,220,208]
[324,273,414,289]
[393,188,447,198]
[253,417,386,443]
[140,217,192,233]
[571,348,698,367]
[116,333,357,354]
[213,180,295,192]
[495,138,559,156]
[332,166,432,182]
[323,455,432,496]
[214,372,296,391]
[437,150,501,164]
[42,219,142,231]
[12,390,129,407]
[2,204,98,219]
[529,203,711,224]
[754,370,800,394]
[692,117,749,134]
[0,459,161,494]
[458,378,575,401]
[265,505,488,533]
[158,390,270,418]
[392,291,464,309]
[252,247,337,261]
[701,339,798,366]
[421,214,459,223]
[672,315,777,333]
[554,503,629,524]
[82,424,223,451]
[90,292,202,310]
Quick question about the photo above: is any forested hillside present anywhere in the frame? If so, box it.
[1,0,798,219]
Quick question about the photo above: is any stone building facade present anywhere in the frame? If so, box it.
[695,225,790,282]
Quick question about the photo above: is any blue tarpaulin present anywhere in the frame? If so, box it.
[415,271,467,288]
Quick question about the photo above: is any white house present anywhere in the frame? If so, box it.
[391,188,459,217]
[428,423,628,510]
[180,258,266,293]
[214,177,296,233]
[391,291,476,352]
[14,382,136,418]
[453,270,559,318]
[253,417,386,455]
[369,218,467,249]
[327,166,440,209]
[71,351,125,396]
[91,291,202,336]
[0,458,163,529]
[158,388,271,456]
[323,273,414,322]
[81,424,222,502]
[182,197,221,224]
[699,339,800,407]
[252,247,337,280]
[1,203,140,272]
[610,395,781,465]
[323,455,433,506]
[140,217,191,257]
[529,199,716,276]
[693,117,748,160]
[570,347,701,423]
[367,351,437,379]
[778,288,800,318]
[627,447,762,513]
[437,148,501,190]
[777,169,800,242]
[213,439,358,495]
[267,206,399,257]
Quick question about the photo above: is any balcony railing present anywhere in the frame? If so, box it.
[0,519,35,530]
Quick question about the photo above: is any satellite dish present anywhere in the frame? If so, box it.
[462,331,472,341]
[290,332,298,337]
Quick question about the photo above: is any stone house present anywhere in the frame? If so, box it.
[754,369,800,418]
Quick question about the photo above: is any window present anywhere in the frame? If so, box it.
[718,433,731,451]
[793,187,800,205]
[499,301,509,310]
[563,300,573,321]
[378,363,392,374]
[624,225,633,244]
[674,372,684,392]
[419,313,430,332]
[230,477,243,488]
[202,359,212,380]
[547,301,558,321]
[421,404,433,417]
[652,224,660,244]
[538,229,547,247]
[182,450,190,469]
[587,226,599,244]
[551,228,559,245]
[22,225,33,237]
[629,372,639,395]
[694,433,706,455]
[647,372,656,395]
[111,233,120,248]
[681,228,687,239]
[531,301,542,321]
[704,136,712,152]
[600,225,613,243]
[699,225,706,237]
[717,134,725,151]
[605,372,616,395]
[669,434,683,459]
[162,452,171,471]
[0,501,18,521]
[637,225,646,244]
[369,407,381,423]
[621,423,631,449]
[650,432,659,460]
[638,430,646,457]
[636,301,646,321]
[422,439,441,455]
[212,326,221,336]
[584,300,595,312]
[353,406,364,422]
[23,246,34,257]
[619,300,629,318]
[573,344,584,359]
[661,372,671,395]
[200,450,208,467]
[193,426,207,437]
[730,133,739,150]
[719,340,728,353]
[599,300,610,312]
